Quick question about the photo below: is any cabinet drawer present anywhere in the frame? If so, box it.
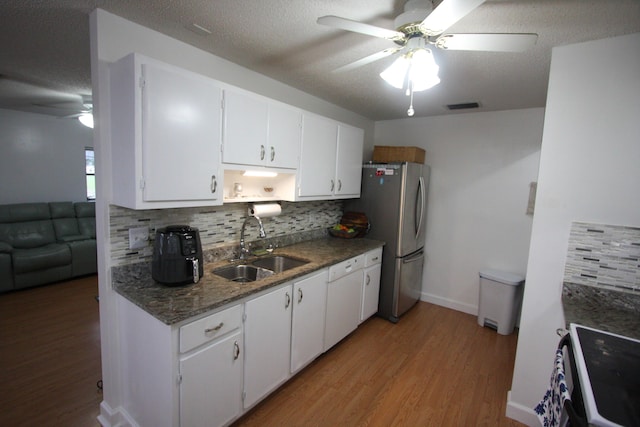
[365,248,383,267]
[328,254,364,282]
[180,304,243,353]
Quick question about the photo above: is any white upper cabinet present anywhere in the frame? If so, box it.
[297,114,338,198]
[297,114,364,200]
[335,124,364,197]
[222,89,268,166]
[110,53,224,209]
[222,90,300,170]
[267,102,301,169]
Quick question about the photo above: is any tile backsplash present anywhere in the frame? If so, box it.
[564,222,640,292]
[110,200,344,266]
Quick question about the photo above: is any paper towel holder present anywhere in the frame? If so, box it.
[248,202,282,218]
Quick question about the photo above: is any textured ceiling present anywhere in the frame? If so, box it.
[0,0,639,120]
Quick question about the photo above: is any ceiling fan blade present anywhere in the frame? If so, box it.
[317,15,405,41]
[435,33,538,52]
[420,0,486,36]
[333,47,402,73]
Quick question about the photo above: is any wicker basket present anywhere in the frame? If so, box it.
[372,145,425,164]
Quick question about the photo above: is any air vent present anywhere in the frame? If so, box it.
[446,102,480,110]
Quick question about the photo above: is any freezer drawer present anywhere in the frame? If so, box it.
[393,249,424,320]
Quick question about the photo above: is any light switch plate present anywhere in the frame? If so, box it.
[129,226,149,250]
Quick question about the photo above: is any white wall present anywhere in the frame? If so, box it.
[89,9,375,426]
[375,108,544,314]
[507,33,640,425]
[0,108,92,204]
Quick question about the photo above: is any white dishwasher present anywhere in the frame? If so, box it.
[324,254,364,351]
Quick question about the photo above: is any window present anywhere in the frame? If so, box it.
[86,148,95,200]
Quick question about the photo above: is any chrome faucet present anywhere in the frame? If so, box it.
[239,215,266,259]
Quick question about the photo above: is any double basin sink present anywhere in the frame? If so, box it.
[213,255,309,283]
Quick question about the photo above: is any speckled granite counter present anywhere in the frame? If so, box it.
[562,282,640,340]
[113,237,384,325]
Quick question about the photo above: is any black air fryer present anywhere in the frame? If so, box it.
[152,225,203,285]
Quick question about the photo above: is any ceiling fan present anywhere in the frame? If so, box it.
[317,0,538,115]
[38,97,94,127]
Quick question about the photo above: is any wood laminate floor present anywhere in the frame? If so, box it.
[0,276,522,427]
[0,276,102,427]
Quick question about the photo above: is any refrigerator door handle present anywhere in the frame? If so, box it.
[402,249,424,264]
[415,176,425,240]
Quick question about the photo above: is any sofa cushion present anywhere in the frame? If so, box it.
[0,220,56,249]
[53,218,80,240]
[12,243,71,273]
[49,202,75,219]
[75,202,96,238]
[0,203,50,223]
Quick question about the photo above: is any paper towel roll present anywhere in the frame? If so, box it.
[249,203,281,218]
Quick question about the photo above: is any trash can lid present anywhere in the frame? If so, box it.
[479,269,525,286]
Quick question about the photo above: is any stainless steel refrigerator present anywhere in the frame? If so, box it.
[346,162,429,322]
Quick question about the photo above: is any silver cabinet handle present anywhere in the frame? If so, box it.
[270,146,275,162]
[210,175,217,193]
[366,274,371,286]
[233,341,240,360]
[298,287,303,303]
[330,179,335,192]
[285,292,291,309]
[260,144,265,160]
[338,179,342,191]
[205,322,224,333]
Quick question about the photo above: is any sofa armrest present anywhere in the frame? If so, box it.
[0,252,13,292]
[0,242,13,253]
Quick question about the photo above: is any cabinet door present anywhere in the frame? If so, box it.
[141,62,223,202]
[335,124,364,197]
[267,103,301,169]
[222,89,269,166]
[361,264,381,323]
[298,114,337,197]
[244,285,292,409]
[324,270,363,351]
[180,329,243,427]
[291,269,328,373]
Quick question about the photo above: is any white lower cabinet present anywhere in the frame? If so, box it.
[178,304,244,427]
[243,284,293,409]
[361,248,383,323]
[324,255,365,351]
[291,269,329,373]
[179,329,243,427]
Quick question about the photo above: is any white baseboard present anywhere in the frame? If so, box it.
[420,291,477,316]
[98,401,139,427]
[506,391,541,426]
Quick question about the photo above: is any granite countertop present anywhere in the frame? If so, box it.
[113,237,384,326]
[562,282,640,341]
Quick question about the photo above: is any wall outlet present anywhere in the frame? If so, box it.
[129,226,149,250]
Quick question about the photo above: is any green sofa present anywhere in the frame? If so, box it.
[0,202,97,293]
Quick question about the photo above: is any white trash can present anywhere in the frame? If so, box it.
[477,269,525,335]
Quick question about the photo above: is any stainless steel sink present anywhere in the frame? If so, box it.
[213,264,274,283]
[251,255,309,273]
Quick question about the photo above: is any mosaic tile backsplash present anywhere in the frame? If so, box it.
[110,201,344,266]
[564,222,640,292]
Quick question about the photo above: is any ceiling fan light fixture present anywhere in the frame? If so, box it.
[78,113,94,128]
[407,48,440,92]
[379,55,410,89]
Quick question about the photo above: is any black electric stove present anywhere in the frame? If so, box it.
[570,324,640,426]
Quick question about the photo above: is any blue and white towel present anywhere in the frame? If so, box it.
[534,348,571,427]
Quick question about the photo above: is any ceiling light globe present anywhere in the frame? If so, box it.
[78,113,94,128]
